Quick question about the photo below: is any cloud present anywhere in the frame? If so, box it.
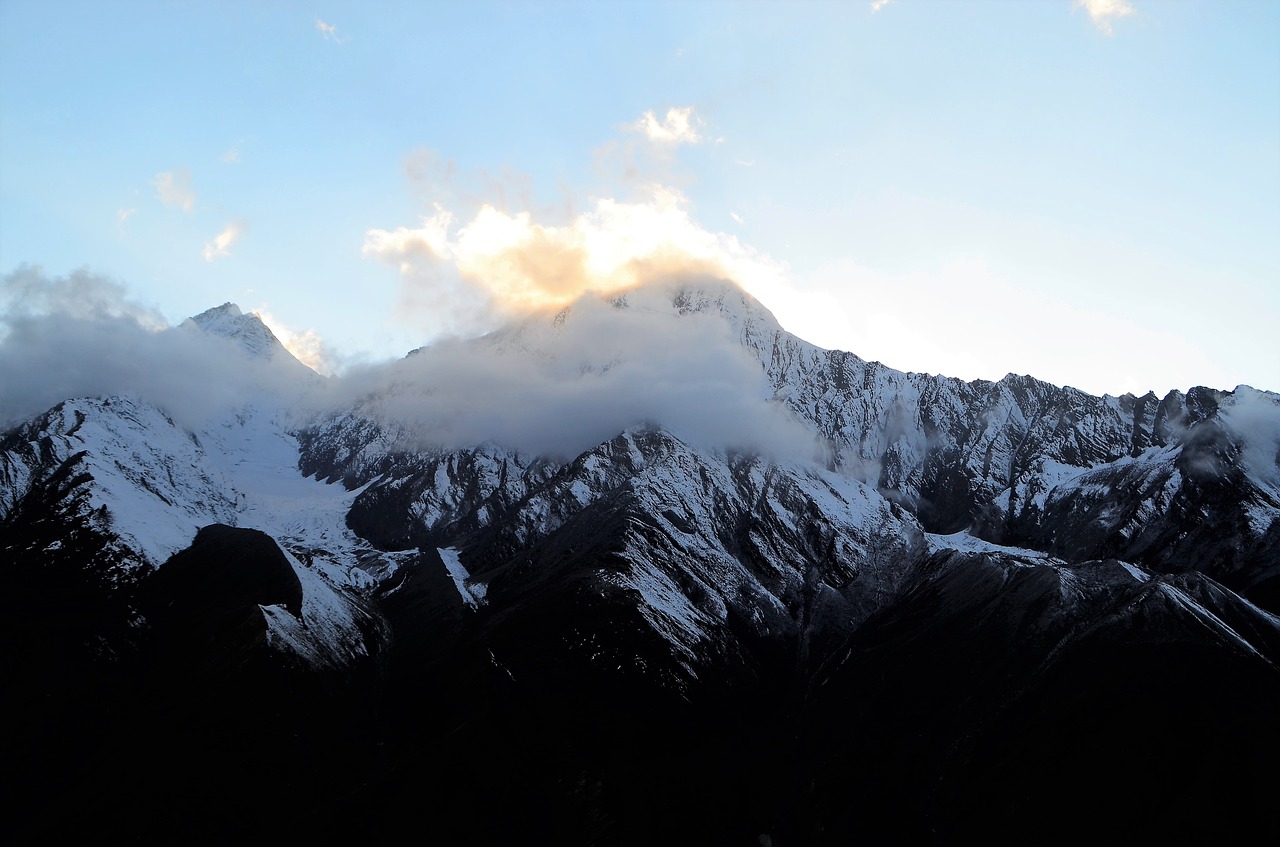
[870,0,895,12]
[631,107,703,146]
[116,207,136,227]
[0,267,815,462]
[0,267,311,429]
[363,186,794,338]
[1221,387,1280,495]
[1074,0,1137,35]
[151,169,195,212]
[361,205,495,338]
[202,223,242,262]
[221,146,241,164]
[364,205,454,268]
[316,19,346,43]
[2,265,164,330]
[355,170,828,458]
[334,282,819,460]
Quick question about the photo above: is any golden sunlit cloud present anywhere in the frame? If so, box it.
[1074,0,1137,35]
[631,107,703,146]
[202,223,242,262]
[363,186,793,323]
[151,169,195,212]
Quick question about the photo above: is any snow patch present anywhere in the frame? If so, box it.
[260,547,378,670]
[926,530,1048,559]
[1118,561,1150,583]
[438,546,487,608]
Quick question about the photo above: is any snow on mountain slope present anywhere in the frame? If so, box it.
[924,530,1052,559]
[6,283,1278,672]
[607,281,1279,593]
[0,306,397,668]
[261,546,385,669]
[387,426,930,686]
[293,278,1277,617]
[1,396,239,566]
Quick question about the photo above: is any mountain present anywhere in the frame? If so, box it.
[3,282,1277,844]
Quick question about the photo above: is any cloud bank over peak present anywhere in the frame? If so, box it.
[336,281,819,460]
[0,267,311,430]
[0,266,818,463]
[362,184,794,342]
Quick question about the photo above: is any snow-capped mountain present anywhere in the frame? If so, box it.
[3,284,1277,844]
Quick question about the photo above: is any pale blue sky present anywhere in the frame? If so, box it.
[2,0,1277,396]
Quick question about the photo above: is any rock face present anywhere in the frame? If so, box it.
[140,524,304,673]
[3,281,1278,843]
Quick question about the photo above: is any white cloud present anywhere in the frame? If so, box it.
[0,267,314,430]
[316,19,346,43]
[1074,0,1137,35]
[870,0,895,12]
[334,283,819,460]
[1,264,164,331]
[221,146,241,164]
[631,107,703,146]
[363,186,793,334]
[363,204,454,269]
[116,207,137,227]
[202,223,242,262]
[151,169,195,212]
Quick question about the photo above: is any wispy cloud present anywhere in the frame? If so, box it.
[631,107,703,146]
[221,146,241,164]
[116,207,137,227]
[870,0,895,12]
[316,18,346,43]
[1074,0,1137,35]
[151,169,195,212]
[202,223,242,262]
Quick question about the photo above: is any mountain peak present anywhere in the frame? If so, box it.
[183,302,284,359]
[200,301,242,318]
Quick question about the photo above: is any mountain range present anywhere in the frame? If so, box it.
[4,283,1278,844]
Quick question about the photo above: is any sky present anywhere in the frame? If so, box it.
[1,0,1277,399]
